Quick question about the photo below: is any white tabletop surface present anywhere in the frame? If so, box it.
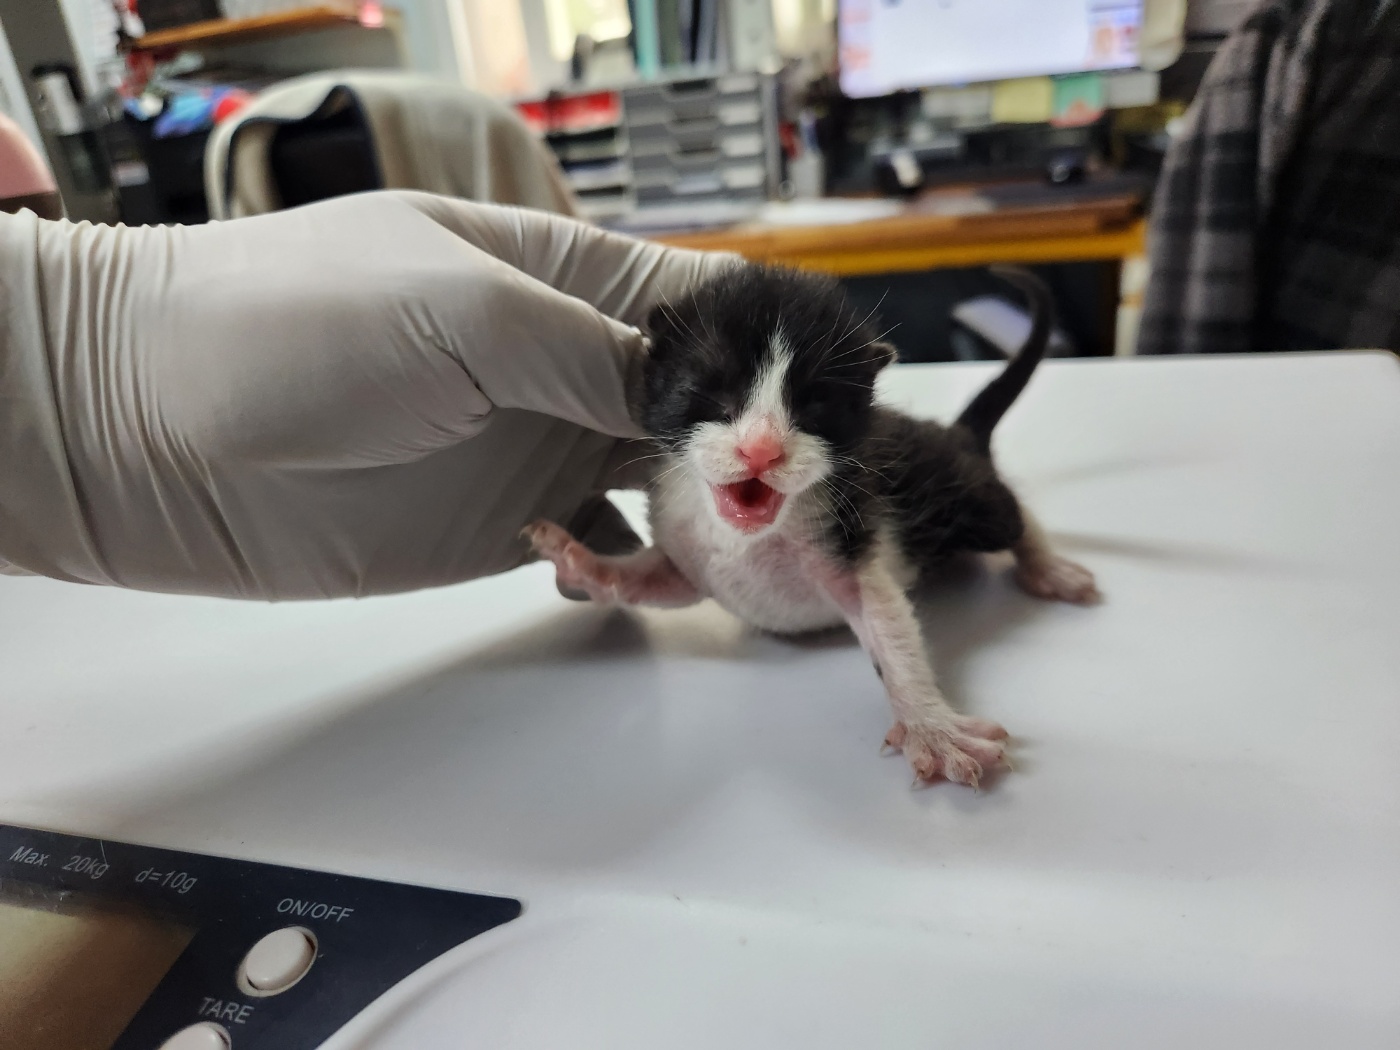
[3,352,1398,1048]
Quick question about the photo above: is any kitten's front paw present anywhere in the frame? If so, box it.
[1016,555,1100,605]
[523,520,619,604]
[884,715,1009,788]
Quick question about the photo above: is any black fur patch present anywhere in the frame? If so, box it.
[639,262,1034,574]
[641,265,892,447]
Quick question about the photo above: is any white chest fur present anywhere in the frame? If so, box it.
[648,470,847,634]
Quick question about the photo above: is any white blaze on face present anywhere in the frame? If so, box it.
[685,328,834,534]
[743,331,794,440]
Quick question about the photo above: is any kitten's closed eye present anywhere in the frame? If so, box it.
[795,386,865,438]
[799,394,835,424]
[689,388,741,423]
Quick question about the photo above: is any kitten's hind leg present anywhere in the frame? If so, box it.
[524,521,702,609]
[1012,508,1100,605]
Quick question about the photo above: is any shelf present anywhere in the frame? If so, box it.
[125,5,360,52]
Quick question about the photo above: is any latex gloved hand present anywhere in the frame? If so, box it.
[0,190,732,598]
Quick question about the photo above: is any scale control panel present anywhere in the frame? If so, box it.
[0,823,522,1050]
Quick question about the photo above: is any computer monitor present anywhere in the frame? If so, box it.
[838,0,1144,99]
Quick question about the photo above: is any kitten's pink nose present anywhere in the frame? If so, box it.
[736,427,786,473]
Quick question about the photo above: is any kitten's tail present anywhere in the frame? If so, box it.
[955,266,1054,456]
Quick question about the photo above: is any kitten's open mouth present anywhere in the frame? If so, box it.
[711,478,785,532]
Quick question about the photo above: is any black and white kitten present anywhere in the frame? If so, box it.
[526,264,1098,788]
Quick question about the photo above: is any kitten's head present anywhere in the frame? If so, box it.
[640,263,895,534]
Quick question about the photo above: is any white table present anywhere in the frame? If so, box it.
[3,353,1398,1048]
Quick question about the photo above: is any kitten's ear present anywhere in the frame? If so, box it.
[643,301,684,360]
[643,302,668,343]
[867,340,899,372]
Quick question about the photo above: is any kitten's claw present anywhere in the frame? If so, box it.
[885,715,1009,788]
[524,520,619,604]
[1016,555,1100,605]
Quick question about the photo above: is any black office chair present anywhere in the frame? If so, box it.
[266,102,380,209]
[206,72,576,220]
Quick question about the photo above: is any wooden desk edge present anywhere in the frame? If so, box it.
[650,199,1149,277]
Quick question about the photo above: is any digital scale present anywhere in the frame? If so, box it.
[0,823,519,1049]
[2,357,1397,1049]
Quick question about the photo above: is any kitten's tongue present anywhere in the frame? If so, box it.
[712,478,785,532]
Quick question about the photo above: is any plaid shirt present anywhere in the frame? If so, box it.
[1138,0,1400,354]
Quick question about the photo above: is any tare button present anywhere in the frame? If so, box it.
[237,927,317,996]
[157,1021,230,1050]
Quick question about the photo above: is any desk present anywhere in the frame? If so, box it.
[650,189,1147,277]
[1,354,1396,1048]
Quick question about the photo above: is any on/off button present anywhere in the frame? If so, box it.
[237,927,318,996]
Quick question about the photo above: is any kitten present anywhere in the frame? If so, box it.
[526,264,1097,787]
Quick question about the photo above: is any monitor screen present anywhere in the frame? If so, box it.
[838,0,1144,99]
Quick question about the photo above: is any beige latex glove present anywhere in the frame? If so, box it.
[0,190,731,598]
